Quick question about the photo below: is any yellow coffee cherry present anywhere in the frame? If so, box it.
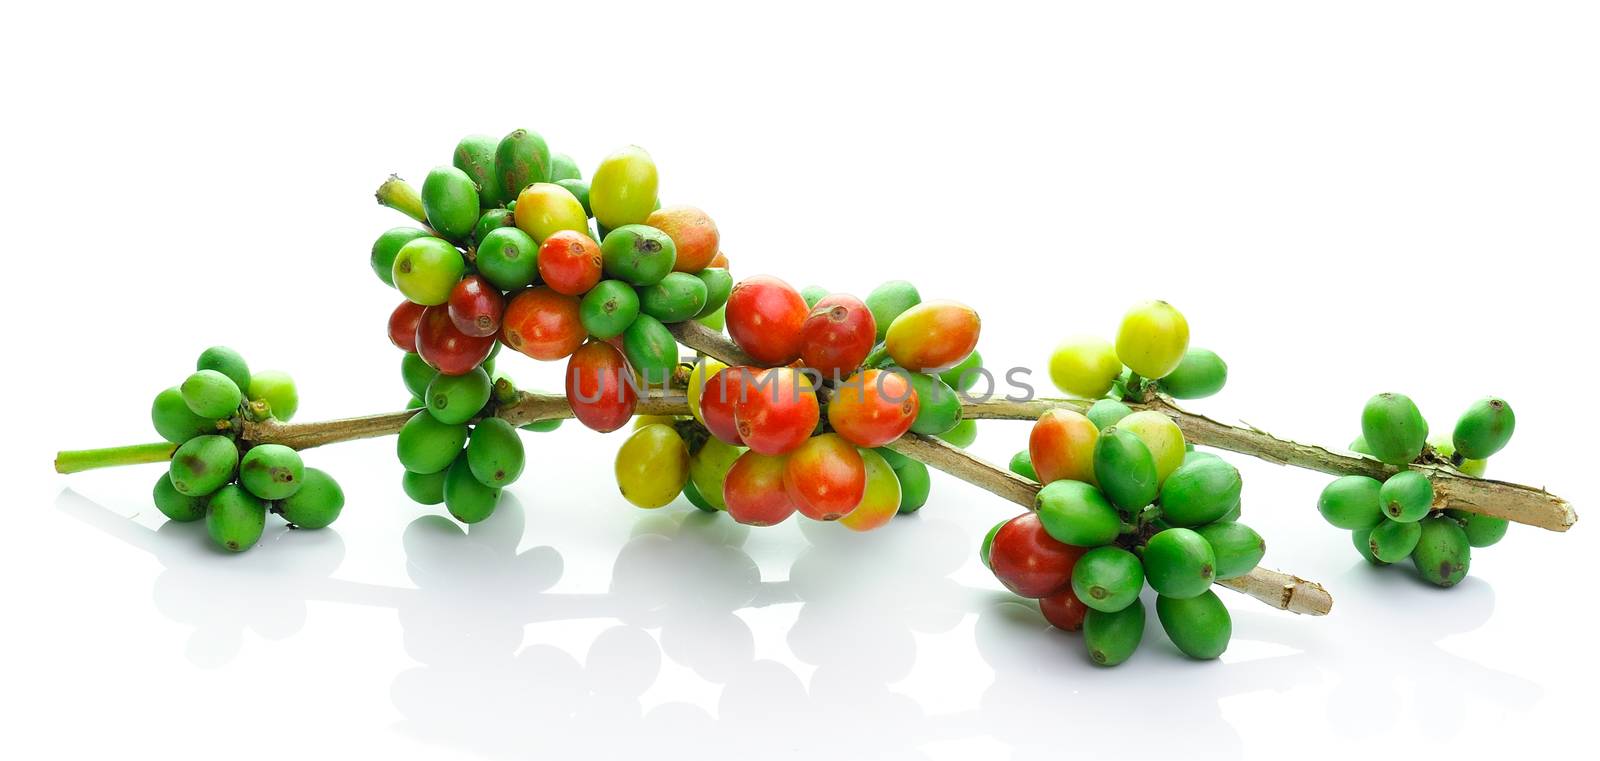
[1115,300,1189,379]
[1048,336,1122,398]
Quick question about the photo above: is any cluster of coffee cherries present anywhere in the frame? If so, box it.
[987,302,1259,665]
[149,347,343,552]
[373,128,731,523]
[1318,394,1516,587]
[611,277,983,529]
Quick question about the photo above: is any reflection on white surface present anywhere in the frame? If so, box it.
[56,486,1544,759]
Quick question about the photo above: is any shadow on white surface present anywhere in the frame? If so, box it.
[55,487,1542,759]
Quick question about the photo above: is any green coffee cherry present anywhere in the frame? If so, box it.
[1445,509,1510,548]
[1156,590,1231,660]
[1349,435,1374,457]
[938,420,978,448]
[476,227,539,291]
[180,370,242,419]
[371,227,432,287]
[471,209,514,247]
[639,271,708,323]
[1194,521,1264,580]
[1036,480,1121,547]
[1142,527,1216,599]
[196,346,251,395]
[580,280,642,340]
[522,419,564,433]
[1086,399,1133,431]
[1008,450,1037,481]
[695,268,733,318]
[397,411,468,475]
[1352,528,1388,565]
[152,472,207,522]
[590,146,659,229]
[1084,598,1145,667]
[402,469,447,505]
[1158,456,1242,527]
[550,152,581,182]
[682,478,719,513]
[426,368,492,425]
[1156,348,1228,399]
[1452,398,1515,460]
[1071,546,1144,613]
[278,468,344,529]
[866,280,921,342]
[980,520,1006,569]
[238,443,304,501]
[392,237,466,306]
[938,351,984,393]
[1368,518,1422,563]
[1428,437,1487,477]
[495,128,552,199]
[800,285,828,309]
[152,386,222,443]
[1360,392,1428,465]
[1379,470,1433,522]
[467,417,525,488]
[421,166,480,241]
[1412,516,1471,587]
[601,224,677,286]
[557,179,591,217]
[444,454,500,524]
[697,304,726,332]
[1093,427,1159,512]
[206,484,266,552]
[1317,475,1384,530]
[401,352,439,400]
[903,371,961,436]
[453,134,504,208]
[168,435,238,497]
[893,460,931,513]
[248,370,299,422]
[622,314,679,386]
[876,446,912,470]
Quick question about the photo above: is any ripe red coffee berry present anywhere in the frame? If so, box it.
[565,341,637,432]
[726,275,808,366]
[798,294,876,381]
[388,300,427,352]
[416,305,496,376]
[699,366,753,445]
[782,433,865,520]
[988,512,1084,598]
[502,286,586,361]
[537,230,604,296]
[733,367,819,455]
[646,206,721,274]
[723,451,797,526]
[827,369,920,448]
[447,274,504,338]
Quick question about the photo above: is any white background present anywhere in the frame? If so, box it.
[4,1,1597,758]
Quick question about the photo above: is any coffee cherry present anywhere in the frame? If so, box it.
[615,424,691,509]
[988,512,1083,598]
[1039,587,1090,632]
[1142,528,1217,599]
[827,369,919,448]
[1194,521,1264,580]
[1369,518,1422,563]
[601,225,677,286]
[206,484,267,553]
[1035,480,1121,547]
[1084,598,1145,667]
[579,280,642,340]
[1380,470,1434,522]
[893,459,931,514]
[502,286,585,361]
[417,305,495,375]
[388,300,427,352]
[444,454,500,524]
[372,227,431,287]
[248,370,299,421]
[1086,399,1133,431]
[1117,410,1186,484]
[1157,348,1228,399]
[798,294,876,381]
[535,230,603,296]
[565,341,637,433]
[278,468,344,529]
[1072,546,1144,613]
[152,472,207,522]
[688,437,744,511]
[1049,336,1121,398]
[640,271,712,324]
[646,206,720,273]
[196,346,251,396]
[1360,392,1428,465]
[396,411,468,475]
[733,368,819,456]
[1114,300,1189,379]
[495,128,552,199]
[1159,456,1242,527]
[865,280,921,342]
[1029,409,1098,486]
[723,451,796,526]
[446,275,503,338]
[726,275,808,366]
[421,166,480,241]
[476,227,539,291]
[514,183,588,243]
[1318,475,1384,530]
[239,443,304,501]
[180,370,242,419]
[884,300,980,372]
[467,417,525,488]
[1093,427,1159,512]
[1156,590,1231,660]
[837,449,901,532]
[1453,397,1515,460]
[426,368,491,425]
[783,433,866,521]
[591,145,659,230]
[169,435,238,497]
[392,237,465,306]
[452,134,503,209]
[698,366,753,445]
[1412,516,1471,587]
